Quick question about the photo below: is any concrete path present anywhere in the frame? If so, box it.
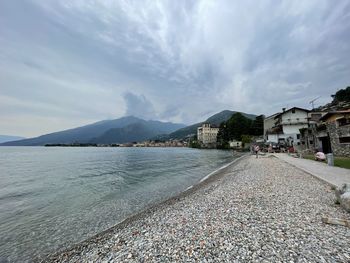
[273,153,350,187]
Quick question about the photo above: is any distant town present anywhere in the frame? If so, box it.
[45,140,188,148]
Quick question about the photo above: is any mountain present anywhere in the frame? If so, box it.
[164,110,257,140]
[0,135,26,144]
[1,116,185,146]
[90,122,161,144]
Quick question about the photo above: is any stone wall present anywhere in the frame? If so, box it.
[327,123,350,157]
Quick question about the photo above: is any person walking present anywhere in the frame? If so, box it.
[254,145,260,158]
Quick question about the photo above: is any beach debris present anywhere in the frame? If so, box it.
[322,217,350,228]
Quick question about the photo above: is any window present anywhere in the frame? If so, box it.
[338,118,350,127]
[292,109,295,113]
[339,137,350,144]
[309,140,313,145]
[297,134,300,139]
[310,113,321,121]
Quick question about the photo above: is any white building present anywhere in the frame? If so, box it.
[263,112,280,141]
[197,123,219,145]
[265,107,309,147]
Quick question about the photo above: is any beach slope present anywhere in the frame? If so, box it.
[47,156,350,262]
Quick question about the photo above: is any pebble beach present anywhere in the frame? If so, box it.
[46,155,350,262]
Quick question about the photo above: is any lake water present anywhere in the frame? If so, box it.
[0,147,235,262]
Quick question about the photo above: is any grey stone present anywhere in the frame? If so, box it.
[340,192,350,212]
[47,157,350,263]
[335,183,350,202]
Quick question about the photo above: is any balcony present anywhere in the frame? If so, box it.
[280,120,308,125]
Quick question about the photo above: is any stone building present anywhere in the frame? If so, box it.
[318,110,350,157]
[299,111,328,153]
[197,123,219,147]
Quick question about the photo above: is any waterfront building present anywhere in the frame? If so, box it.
[265,107,309,148]
[197,123,219,147]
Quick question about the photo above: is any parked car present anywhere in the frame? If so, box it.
[265,142,280,152]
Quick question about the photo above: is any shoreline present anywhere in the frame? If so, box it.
[42,153,248,262]
[44,155,350,262]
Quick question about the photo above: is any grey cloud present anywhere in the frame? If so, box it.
[123,92,157,120]
[0,0,349,136]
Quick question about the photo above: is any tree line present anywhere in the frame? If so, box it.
[217,113,264,149]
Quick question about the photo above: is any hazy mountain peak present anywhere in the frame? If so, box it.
[0,135,26,144]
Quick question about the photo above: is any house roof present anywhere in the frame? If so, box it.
[199,123,219,128]
[319,109,350,121]
[264,112,281,119]
[274,107,310,119]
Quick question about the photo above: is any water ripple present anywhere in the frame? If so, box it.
[0,147,234,262]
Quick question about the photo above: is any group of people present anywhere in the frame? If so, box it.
[251,144,326,162]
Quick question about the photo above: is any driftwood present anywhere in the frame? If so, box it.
[322,217,350,228]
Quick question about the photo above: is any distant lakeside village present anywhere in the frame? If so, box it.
[193,88,350,158]
[46,88,350,159]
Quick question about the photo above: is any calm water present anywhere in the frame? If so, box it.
[0,147,235,262]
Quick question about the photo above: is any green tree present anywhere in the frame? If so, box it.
[217,122,229,149]
[226,112,252,140]
[250,115,264,136]
[217,112,265,148]
[241,134,252,144]
[189,135,201,148]
[331,86,350,103]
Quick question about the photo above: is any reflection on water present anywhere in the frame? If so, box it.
[0,147,234,262]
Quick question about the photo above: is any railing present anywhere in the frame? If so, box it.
[280,120,308,125]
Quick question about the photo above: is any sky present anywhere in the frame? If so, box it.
[0,0,349,137]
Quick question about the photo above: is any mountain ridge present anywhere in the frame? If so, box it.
[0,116,185,146]
[1,110,259,145]
[0,135,26,144]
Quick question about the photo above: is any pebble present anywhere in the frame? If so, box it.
[47,156,350,262]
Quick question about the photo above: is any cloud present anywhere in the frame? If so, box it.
[0,0,349,136]
[123,92,157,120]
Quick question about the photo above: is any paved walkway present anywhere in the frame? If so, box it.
[273,153,350,187]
